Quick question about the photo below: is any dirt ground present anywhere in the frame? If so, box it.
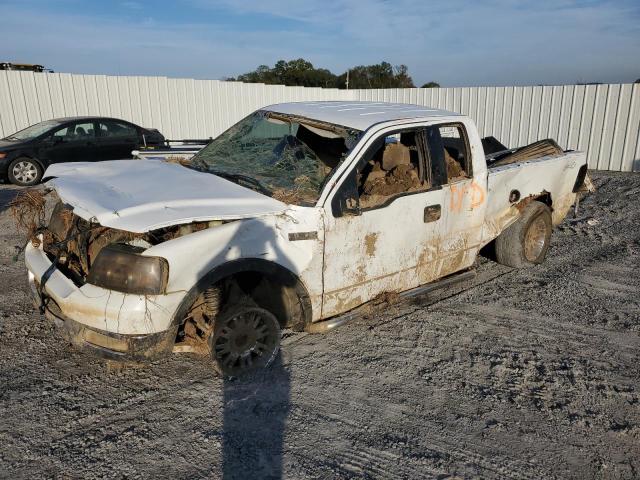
[0,172,639,479]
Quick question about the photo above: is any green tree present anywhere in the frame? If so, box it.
[421,82,440,88]
[232,59,416,89]
[337,62,415,89]
[233,59,339,87]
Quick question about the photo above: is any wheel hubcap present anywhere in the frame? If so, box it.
[12,161,38,184]
[212,308,280,376]
[524,215,547,261]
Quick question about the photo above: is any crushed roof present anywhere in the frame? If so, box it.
[264,101,461,131]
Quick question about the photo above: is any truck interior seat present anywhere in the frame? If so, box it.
[381,142,411,171]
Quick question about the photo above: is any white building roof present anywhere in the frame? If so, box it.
[264,101,461,131]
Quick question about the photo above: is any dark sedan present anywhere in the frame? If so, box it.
[0,117,165,185]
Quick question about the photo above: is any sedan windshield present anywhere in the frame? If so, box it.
[5,120,63,141]
[190,111,361,206]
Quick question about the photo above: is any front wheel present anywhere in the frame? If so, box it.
[8,157,43,186]
[494,200,552,268]
[210,305,281,377]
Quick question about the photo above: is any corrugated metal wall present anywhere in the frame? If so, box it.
[0,71,352,142]
[353,85,640,172]
[1,71,638,171]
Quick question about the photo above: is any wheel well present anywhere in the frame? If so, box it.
[172,259,312,332]
[534,192,552,208]
[480,193,552,261]
[12,155,44,169]
[214,270,309,330]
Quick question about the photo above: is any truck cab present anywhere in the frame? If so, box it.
[320,113,488,317]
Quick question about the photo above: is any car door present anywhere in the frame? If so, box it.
[321,125,448,318]
[41,121,98,164]
[96,120,140,160]
[431,121,488,276]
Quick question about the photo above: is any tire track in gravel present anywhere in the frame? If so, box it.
[2,172,640,479]
[287,386,545,480]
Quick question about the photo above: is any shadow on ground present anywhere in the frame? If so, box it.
[222,355,290,480]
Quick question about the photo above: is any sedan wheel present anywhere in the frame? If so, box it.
[8,158,43,186]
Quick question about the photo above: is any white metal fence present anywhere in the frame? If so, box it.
[1,71,638,171]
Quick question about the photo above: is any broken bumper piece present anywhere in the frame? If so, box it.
[43,302,177,361]
[25,238,184,361]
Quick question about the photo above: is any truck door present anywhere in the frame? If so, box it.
[321,126,447,319]
[428,122,488,276]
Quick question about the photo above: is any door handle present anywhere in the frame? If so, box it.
[424,204,441,223]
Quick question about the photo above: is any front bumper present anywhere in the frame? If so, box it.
[42,300,177,361]
[25,238,185,361]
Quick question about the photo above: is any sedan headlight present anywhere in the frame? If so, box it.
[87,244,169,295]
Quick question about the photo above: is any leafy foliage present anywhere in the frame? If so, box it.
[336,62,414,89]
[230,59,427,89]
[233,59,338,88]
[421,82,440,88]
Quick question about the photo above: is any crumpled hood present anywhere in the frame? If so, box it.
[44,160,287,233]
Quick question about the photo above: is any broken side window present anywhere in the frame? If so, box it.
[356,128,432,210]
[438,124,471,182]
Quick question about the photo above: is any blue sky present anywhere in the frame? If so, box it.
[1,0,639,86]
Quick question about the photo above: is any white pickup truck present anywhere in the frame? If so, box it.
[23,101,589,376]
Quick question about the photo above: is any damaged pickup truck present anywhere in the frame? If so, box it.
[22,101,590,376]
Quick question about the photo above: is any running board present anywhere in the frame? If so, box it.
[305,269,477,333]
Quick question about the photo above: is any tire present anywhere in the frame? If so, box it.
[495,200,552,268]
[209,305,281,377]
[8,157,43,186]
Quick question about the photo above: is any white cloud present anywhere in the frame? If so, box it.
[121,1,143,9]
[186,0,640,84]
[1,0,638,85]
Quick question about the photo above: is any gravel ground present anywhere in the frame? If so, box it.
[0,172,639,479]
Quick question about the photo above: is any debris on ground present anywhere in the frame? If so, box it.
[0,172,639,478]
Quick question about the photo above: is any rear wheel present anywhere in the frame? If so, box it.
[8,157,43,186]
[210,305,281,377]
[495,200,552,268]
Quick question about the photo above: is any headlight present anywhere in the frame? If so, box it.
[0,152,7,159]
[87,244,169,295]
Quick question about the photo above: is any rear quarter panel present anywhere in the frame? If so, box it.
[483,151,586,243]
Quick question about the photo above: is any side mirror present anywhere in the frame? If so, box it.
[343,197,361,216]
[331,169,361,218]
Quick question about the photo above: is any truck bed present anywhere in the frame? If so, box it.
[482,150,587,242]
[486,139,564,168]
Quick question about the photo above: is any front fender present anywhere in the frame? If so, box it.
[144,216,314,294]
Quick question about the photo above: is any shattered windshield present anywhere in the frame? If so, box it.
[190,111,361,206]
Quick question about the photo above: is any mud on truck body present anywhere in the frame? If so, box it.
[23,101,590,376]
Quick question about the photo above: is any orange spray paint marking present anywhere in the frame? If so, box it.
[470,181,486,209]
[450,181,486,213]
